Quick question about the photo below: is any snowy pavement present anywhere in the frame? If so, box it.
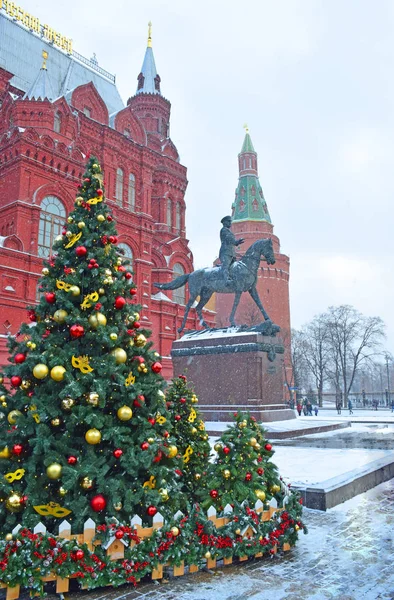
[37,479,394,600]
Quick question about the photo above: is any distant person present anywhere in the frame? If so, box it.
[307,402,313,416]
[296,403,302,417]
[336,401,342,415]
[373,399,378,411]
[348,399,353,415]
[391,400,394,413]
[314,406,319,416]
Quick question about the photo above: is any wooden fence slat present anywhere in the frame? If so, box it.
[58,520,71,539]
[11,525,21,536]
[254,552,263,558]
[261,510,270,522]
[283,542,291,552]
[189,564,199,573]
[151,564,163,580]
[6,585,20,600]
[173,561,184,577]
[206,557,216,569]
[223,556,233,566]
[56,577,69,594]
[83,518,96,551]
[33,522,46,535]
[238,555,248,562]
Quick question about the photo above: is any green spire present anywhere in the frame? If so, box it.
[232,128,272,224]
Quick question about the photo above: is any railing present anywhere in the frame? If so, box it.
[0,498,292,599]
[71,50,116,83]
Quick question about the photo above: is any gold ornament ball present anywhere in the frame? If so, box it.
[51,366,66,382]
[98,288,105,295]
[103,278,109,285]
[42,267,49,276]
[167,445,178,458]
[0,395,6,402]
[191,427,197,434]
[51,418,61,427]
[111,348,127,364]
[194,473,201,481]
[105,269,112,276]
[214,443,222,452]
[6,493,23,512]
[116,258,122,265]
[158,488,169,501]
[59,487,67,496]
[117,406,132,421]
[271,484,281,494]
[109,333,118,341]
[7,410,22,425]
[30,343,36,350]
[53,309,68,324]
[223,469,231,480]
[255,443,261,450]
[114,502,122,511]
[134,334,147,347]
[0,376,3,384]
[61,397,74,410]
[133,312,140,321]
[204,551,211,560]
[67,216,74,223]
[21,380,31,390]
[147,437,154,444]
[235,528,241,535]
[129,340,134,347]
[255,490,266,501]
[77,221,85,229]
[249,437,257,447]
[69,285,81,297]
[171,526,179,536]
[96,214,105,222]
[85,428,101,445]
[89,312,107,328]
[295,524,300,531]
[47,463,62,480]
[33,363,49,379]
[5,533,13,541]
[81,477,93,490]
[87,392,99,406]
[202,434,208,440]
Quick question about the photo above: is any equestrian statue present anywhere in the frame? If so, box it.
[154,216,280,335]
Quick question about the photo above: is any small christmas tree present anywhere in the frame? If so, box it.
[206,412,285,510]
[0,157,183,531]
[165,375,211,501]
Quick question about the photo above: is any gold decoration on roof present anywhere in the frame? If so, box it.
[147,21,152,48]
[42,50,48,70]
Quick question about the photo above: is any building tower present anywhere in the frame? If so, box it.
[215,128,291,387]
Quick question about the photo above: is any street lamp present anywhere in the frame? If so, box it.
[385,354,392,407]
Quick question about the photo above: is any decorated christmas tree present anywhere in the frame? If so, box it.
[164,375,211,500]
[0,157,184,531]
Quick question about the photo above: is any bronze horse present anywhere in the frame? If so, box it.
[154,238,276,333]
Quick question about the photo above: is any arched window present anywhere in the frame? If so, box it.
[128,173,135,210]
[176,202,181,232]
[115,168,124,205]
[172,263,186,305]
[167,199,172,227]
[38,196,66,257]
[117,242,133,271]
[54,112,61,133]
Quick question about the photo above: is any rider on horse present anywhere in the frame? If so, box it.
[219,216,244,286]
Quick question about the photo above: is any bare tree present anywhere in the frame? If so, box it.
[325,305,385,406]
[300,314,331,406]
[286,328,310,401]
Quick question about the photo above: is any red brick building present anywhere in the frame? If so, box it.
[0,14,214,377]
[215,130,291,387]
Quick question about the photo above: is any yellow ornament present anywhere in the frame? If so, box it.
[194,473,201,480]
[158,488,169,501]
[167,445,178,458]
[270,484,281,494]
[21,380,31,390]
[204,551,211,559]
[114,502,122,511]
[77,221,85,229]
[59,487,67,496]
[117,406,132,421]
[61,397,74,410]
[5,534,12,541]
[89,312,107,328]
[223,469,231,479]
[295,524,300,531]
[4,468,25,483]
[183,446,193,463]
[33,502,71,518]
[67,216,74,223]
[87,392,99,406]
[134,334,147,347]
[80,477,93,490]
[46,463,62,480]
[125,372,136,387]
[249,438,257,447]
[214,443,222,452]
[80,291,99,310]
[191,427,197,434]
[0,447,11,459]
[143,475,156,489]
[255,443,261,450]
[33,363,49,379]
[171,526,180,536]
[96,214,105,222]
[98,288,105,295]
[0,376,3,384]
[111,348,127,364]
[42,267,49,276]
[255,490,266,501]
[51,418,61,427]
[71,355,93,373]
[109,333,118,340]
[6,493,23,512]
[64,231,82,248]
[85,428,101,445]
[69,285,81,297]
[0,395,6,402]
[53,309,68,324]
[56,280,72,291]
[7,410,22,425]
[235,528,241,535]
[50,366,66,381]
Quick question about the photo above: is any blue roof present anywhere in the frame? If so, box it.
[24,66,56,102]
[136,46,161,95]
[0,13,124,114]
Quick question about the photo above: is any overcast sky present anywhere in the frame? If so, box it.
[17,0,394,354]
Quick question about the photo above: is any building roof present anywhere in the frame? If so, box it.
[240,131,256,154]
[135,23,162,96]
[0,13,124,114]
[23,54,55,102]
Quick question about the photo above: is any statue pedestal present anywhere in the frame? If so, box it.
[171,330,295,422]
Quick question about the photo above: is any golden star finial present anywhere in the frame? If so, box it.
[42,50,48,70]
[243,123,249,133]
[147,21,152,47]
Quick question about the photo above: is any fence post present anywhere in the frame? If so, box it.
[83,518,96,551]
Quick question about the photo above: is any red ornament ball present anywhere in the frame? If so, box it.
[96,188,103,196]
[130,288,137,296]
[163,430,169,438]
[257,467,264,475]
[67,456,77,465]
[147,505,157,517]
[148,417,155,425]
[115,530,124,539]
[108,236,117,244]
[14,353,26,364]
[113,449,123,459]
[180,397,186,404]
[223,446,231,455]
[175,415,181,421]
[133,321,141,329]
[70,324,85,338]
[125,272,132,280]
[114,296,126,310]
[210,489,219,499]
[151,361,162,374]
[75,549,84,560]
[45,292,56,304]
[117,266,126,273]
[245,472,252,481]
[141,442,150,451]
[11,376,22,387]
[138,395,145,402]
[264,443,272,452]
[75,246,87,257]
[90,494,107,512]
[12,444,23,455]
[106,215,113,221]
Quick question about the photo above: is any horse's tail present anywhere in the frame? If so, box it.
[154,273,190,291]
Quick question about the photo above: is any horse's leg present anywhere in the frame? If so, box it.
[248,285,271,321]
[195,289,213,328]
[178,297,195,333]
[229,291,242,327]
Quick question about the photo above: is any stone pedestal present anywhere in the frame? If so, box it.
[171,330,295,422]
